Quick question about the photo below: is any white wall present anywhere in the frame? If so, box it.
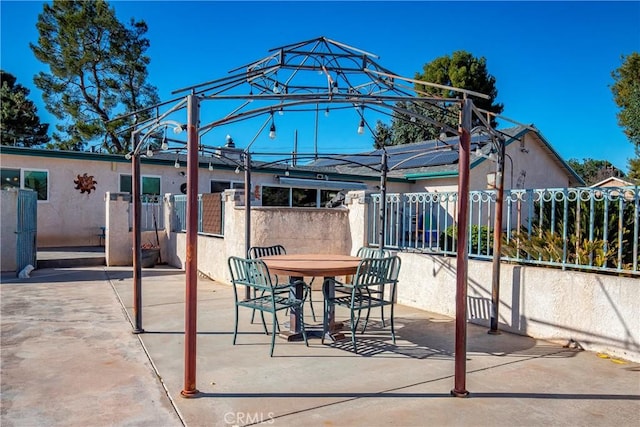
[396,252,640,362]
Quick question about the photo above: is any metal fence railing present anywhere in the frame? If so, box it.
[370,186,639,276]
[172,193,225,236]
[128,195,164,231]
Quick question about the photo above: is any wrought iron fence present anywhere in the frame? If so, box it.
[128,195,165,231]
[172,193,225,236]
[370,186,639,276]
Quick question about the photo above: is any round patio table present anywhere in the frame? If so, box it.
[261,254,361,341]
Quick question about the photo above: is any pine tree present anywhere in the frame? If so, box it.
[30,0,159,153]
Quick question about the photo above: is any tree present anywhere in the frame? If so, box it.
[567,158,626,186]
[375,51,504,147]
[0,70,50,147]
[611,52,640,178]
[30,0,159,153]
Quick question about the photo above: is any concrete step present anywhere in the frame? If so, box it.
[37,247,106,269]
[37,257,105,269]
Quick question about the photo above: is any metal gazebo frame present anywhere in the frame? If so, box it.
[116,36,516,399]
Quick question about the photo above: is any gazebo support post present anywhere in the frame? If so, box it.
[378,150,388,251]
[181,94,200,398]
[131,133,143,334]
[489,138,506,334]
[452,98,472,398]
[244,151,252,300]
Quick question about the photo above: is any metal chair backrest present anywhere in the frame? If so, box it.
[356,246,390,259]
[248,245,286,259]
[228,256,275,294]
[352,255,401,290]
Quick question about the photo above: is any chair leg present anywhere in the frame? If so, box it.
[250,288,257,324]
[321,287,329,345]
[260,310,268,335]
[270,311,277,357]
[300,304,309,347]
[350,306,358,353]
[233,305,239,345]
[307,285,317,322]
[390,303,396,344]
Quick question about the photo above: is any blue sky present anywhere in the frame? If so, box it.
[2,1,639,172]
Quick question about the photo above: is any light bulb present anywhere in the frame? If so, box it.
[173,126,183,134]
[125,152,132,160]
[146,148,153,157]
[278,107,284,116]
[174,158,180,169]
[331,80,338,94]
[439,132,448,141]
[161,138,168,150]
[269,122,276,140]
[235,166,240,174]
[273,81,280,94]
[357,119,365,135]
[208,161,213,171]
[325,107,329,117]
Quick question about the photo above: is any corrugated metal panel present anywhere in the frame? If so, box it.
[16,189,37,273]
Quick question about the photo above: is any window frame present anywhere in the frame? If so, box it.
[119,173,162,197]
[0,167,49,201]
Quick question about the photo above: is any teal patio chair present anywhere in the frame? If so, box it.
[322,255,401,353]
[351,246,392,327]
[248,245,317,322]
[228,256,308,357]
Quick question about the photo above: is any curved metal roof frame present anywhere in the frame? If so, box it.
[120,36,498,149]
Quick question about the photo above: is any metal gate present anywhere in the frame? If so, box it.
[16,189,37,273]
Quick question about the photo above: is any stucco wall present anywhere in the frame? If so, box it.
[178,189,364,283]
[396,252,640,362]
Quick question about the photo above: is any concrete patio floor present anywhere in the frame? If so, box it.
[2,265,639,426]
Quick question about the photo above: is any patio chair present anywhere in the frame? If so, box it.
[227,256,308,357]
[338,246,392,327]
[322,255,401,353]
[248,245,317,322]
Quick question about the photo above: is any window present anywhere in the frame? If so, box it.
[0,168,48,201]
[119,174,161,196]
[262,186,340,207]
[1,168,20,190]
[210,180,244,193]
[262,187,290,206]
[292,188,317,207]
